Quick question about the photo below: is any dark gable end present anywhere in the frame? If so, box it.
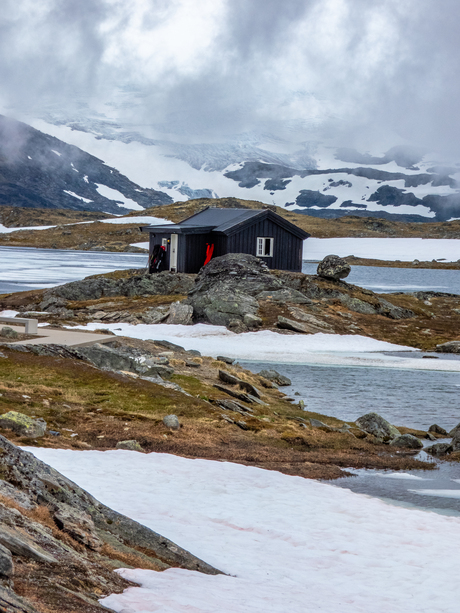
[213,209,310,240]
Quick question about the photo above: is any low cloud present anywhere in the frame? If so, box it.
[2,0,460,155]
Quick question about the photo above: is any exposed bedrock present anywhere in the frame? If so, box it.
[46,270,195,301]
[0,434,221,575]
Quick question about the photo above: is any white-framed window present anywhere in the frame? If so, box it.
[162,238,168,248]
[257,237,274,257]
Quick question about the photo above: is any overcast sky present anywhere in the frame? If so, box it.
[1,0,460,154]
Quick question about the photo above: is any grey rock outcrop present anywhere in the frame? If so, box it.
[277,315,335,334]
[188,254,281,328]
[317,255,351,280]
[0,412,47,438]
[355,412,401,441]
[0,434,219,574]
[435,341,460,354]
[389,434,424,449]
[77,343,174,379]
[0,543,13,578]
[256,288,312,304]
[258,369,291,386]
[46,270,195,302]
[166,301,193,325]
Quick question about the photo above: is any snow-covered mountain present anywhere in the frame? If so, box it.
[0,115,172,215]
[4,103,460,221]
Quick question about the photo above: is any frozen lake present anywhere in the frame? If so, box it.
[0,246,148,294]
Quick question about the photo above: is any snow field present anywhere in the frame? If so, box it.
[304,237,460,262]
[26,448,460,613]
[70,321,460,371]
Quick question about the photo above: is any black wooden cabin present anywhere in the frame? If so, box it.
[140,207,310,273]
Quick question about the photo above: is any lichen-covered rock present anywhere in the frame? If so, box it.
[277,315,334,334]
[0,434,220,574]
[53,504,103,551]
[256,288,312,304]
[0,327,19,339]
[77,343,174,379]
[163,415,180,430]
[46,270,195,301]
[317,255,351,280]
[355,412,400,441]
[0,412,46,438]
[389,434,423,449]
[116,439,144,452]
[243,313,262,329]
[425,442,452,456]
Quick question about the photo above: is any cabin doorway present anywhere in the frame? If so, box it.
[170,234,178,272]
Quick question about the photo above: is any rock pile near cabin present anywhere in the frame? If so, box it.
[187,253,282,330]
[0,434,220,611]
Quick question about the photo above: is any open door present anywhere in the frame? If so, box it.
[170,234,178,271]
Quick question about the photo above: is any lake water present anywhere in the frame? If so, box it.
[242,359,460,516]
[302,261,460,295]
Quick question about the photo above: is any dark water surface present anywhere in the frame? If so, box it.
[241,360,460,431]
[242,360,460,516]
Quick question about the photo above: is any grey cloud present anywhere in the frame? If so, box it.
[1,0,460,157]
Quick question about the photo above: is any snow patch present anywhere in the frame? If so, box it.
[95,184,144,211]
[101,216,172,226]
[24,448,460,613]
[63,190,93,204]
[304,238,460,262]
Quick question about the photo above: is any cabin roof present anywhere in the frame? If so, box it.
[141,207,310,239]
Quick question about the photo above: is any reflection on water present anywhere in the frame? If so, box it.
[302,261,460,295]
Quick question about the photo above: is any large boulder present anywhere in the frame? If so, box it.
[317,255,351,280]
[188,253,282,328]
[355,412,400,441]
